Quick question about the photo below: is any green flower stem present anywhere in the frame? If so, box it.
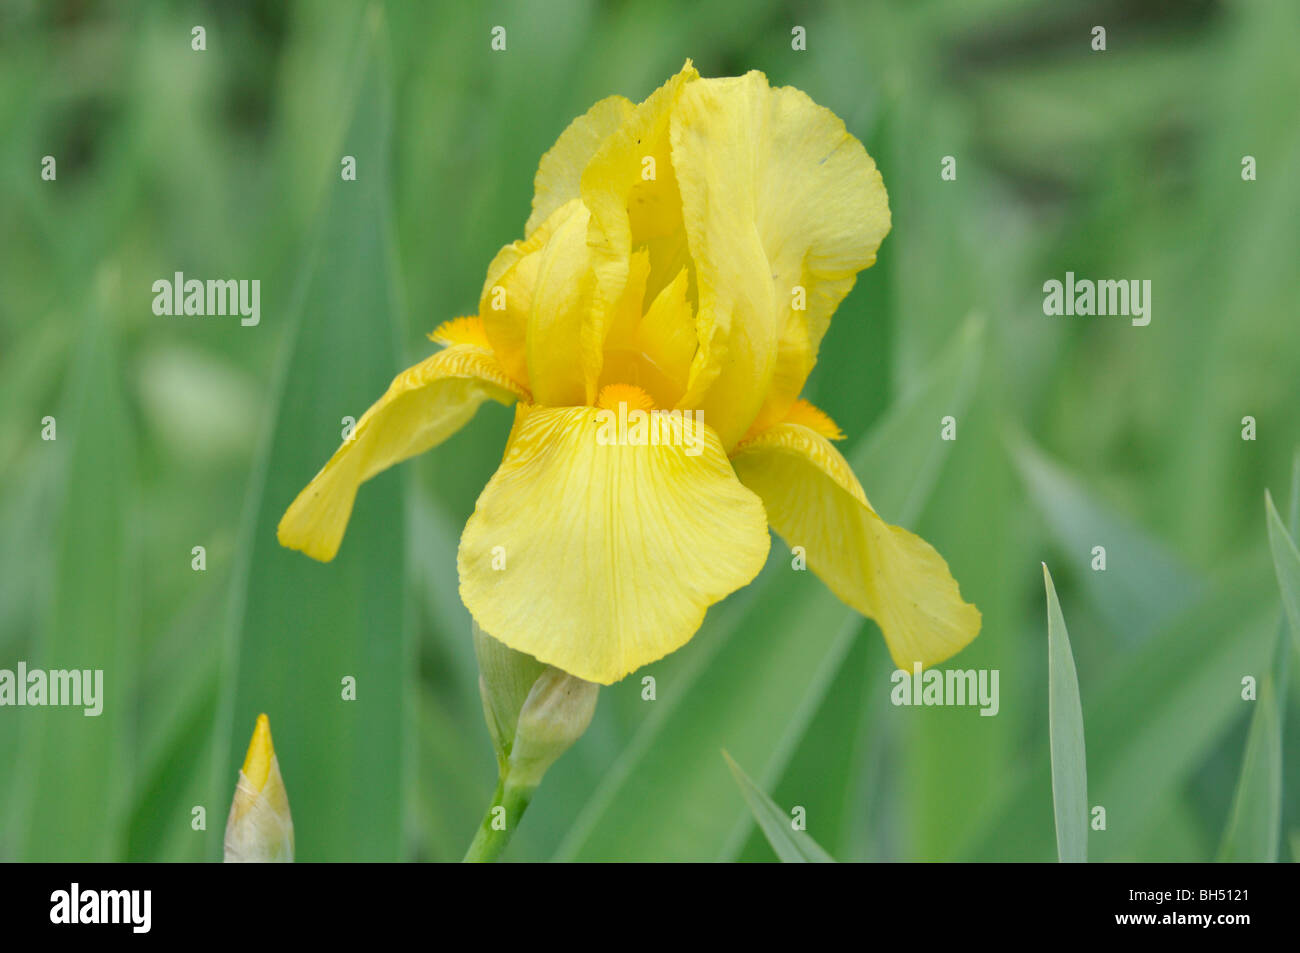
[462,777,535,862]
[466,628,599,861]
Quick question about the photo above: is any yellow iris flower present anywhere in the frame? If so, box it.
[278,62,980,685]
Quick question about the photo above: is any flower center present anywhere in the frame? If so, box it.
[596,383,656,412]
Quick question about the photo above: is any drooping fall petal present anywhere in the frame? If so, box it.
[732,415,979,668]
[278,330,525,561]
[458,401,770,684]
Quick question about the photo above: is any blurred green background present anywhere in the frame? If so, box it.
[1,0,1297,862]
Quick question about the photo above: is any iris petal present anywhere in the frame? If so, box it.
[479,199,586,390]
[732,415,979,668]
[671,72,891,447]
[527,94,634,237]
[458,403,770,684]
[581,62,700,368]
[278,338,525,562]
[525,201,601,405]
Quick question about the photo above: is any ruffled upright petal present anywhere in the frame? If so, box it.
[527,94,634,236]
[479,199,585,390]
[525,200,601,405]
[670,71,891,447]
[581,62,700,364]
[597,262,696,408]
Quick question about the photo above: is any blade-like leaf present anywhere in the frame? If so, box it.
[723,751,835,862]
[1217,478,1298,861]
[1014,439,1202,643]
[8,310,133,861]
[961,561,1276,861]
[210,9,409,861]
[734,631,884,862]
[1216,667,1282,861]
[126,670,218,861]
[1044,564,1088,863]
[1265,489,1300,657]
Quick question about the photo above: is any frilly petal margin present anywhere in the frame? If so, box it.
[671,71,891,448]
[478,199,585,392]
[278,339,526,562]
[527,94,635,237]
[458,404,770,684]
[731,418,980,669]
[525,200,600,406]
[580,62,700,380]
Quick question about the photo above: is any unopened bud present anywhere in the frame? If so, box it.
[223,713,294,863]
[473,621,545,770]
[473,622,598,790]
[465,627,599,861]
[507,668,599,790]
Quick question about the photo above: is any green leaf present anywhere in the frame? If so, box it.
[723,751,835,862]
[126,670,218,861]
[128,579,226,860]
[1216,480,1297,862]
[1013,438,1202,642]
[548,314,983,861]
[857,315,985,526]
[8,310,133,861]
[210,9,410,861]
[735,631,884,861]
[413,686,497,862]
[1043,564,1088,863]
[1265,489,1300,657]
[1216,667,1282,861]
[960,561,1277,861]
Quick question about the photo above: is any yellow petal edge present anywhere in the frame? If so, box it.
[733,417,980,668]
[459,404,770,684]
